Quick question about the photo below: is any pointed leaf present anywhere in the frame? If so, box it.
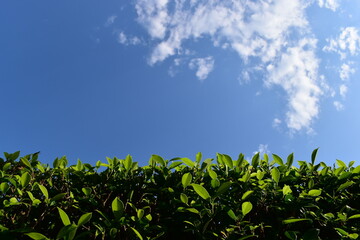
[112,197,124,220]
[21,172,31,188]
[271,167,280,183]
[152,155,165,167]
[77,212,92,227]
[227,209,237,221]
[311,148,319,165]
[180,193,188,205]
[337,181,354,192]
[348,214,360,220]
[25,232,49,240]
[216,182,232,196]
[241,190,254,200]
[38,184,49,199]
[82,187,92,196]
[251,153,260,168]
[130,227,143,240]
[196,152,202,164]
[208,168,217,179]
[124,155,132,171]
[0,182,9,193]
[286,153,294,169]
[57,207,71,226]
[223,154,234,168]
[182,173,192,188]
[181,158,195,168]
[336,159,347,168]
[191,184,210,200]
[272,154,284,166]
[242,202,253,216]
[51,193,66,202]
[308,189,322,197]
[21,157,32,169]
[283,218,312,224]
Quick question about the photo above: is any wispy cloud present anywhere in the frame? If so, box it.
[105,15,117,27]
[133,0,339,133]
[334,101,344,111]
[323,27,360,59]
[317,0,340,11]
[117,32,142,46]
[339,62,355,81]
[253,144,270,156]
[189,57,214,81]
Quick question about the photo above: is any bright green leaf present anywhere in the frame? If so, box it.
[137,209,144,220]
[337,181,354,192]
[308,189,322,197]
[0,182,9,193]
[272,154,284,166]
[82,187,92,196]
[130,227,143,240]
[152,155,165,167]
[227,209,237,221]
[283,218,312,224]
[180,193,188,205]
[242,202,253,216]
[208,168,217,179]
[112,197,125,220]
[38,184,48,199]
[192,184,211,200]
[20,157,32,169]
[182,173,192,189]
[251,153,260,168]
[336,159,347,168]
[181,158,195,168]
[77,212,92,227]
[348,214,360,220]
[286,153,294,169]
[241,190,254,200]
[20,172,31,188]
[25,232,49,240]
[57,207,71,226]
[271,167,280,183]
[124,155,132,171]
[282,185,292,196]
[223,154,234,168]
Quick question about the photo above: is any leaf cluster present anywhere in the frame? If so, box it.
[0,150,360,239]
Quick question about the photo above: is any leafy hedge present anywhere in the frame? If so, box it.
[0,149,360,239]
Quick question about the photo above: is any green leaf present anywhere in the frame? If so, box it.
[227,209,237,221]
[241,190,254,200]
[38,184,49,199]
[286,153,294,169]
[311,148,319,165]
[56,224,77,240]
[282,185,292,196]
[337,181,354,192]
[336,159,347,168]
[168,161,182,169]
[3,162,11,171]
[25,232,49,240]
[124,155,132,171]
[308,189,322,197]
[0,182,9,193]
[191,184,211,200]
[137,209,144,220]
[182,173,192,188]
[223,154,234,168]
[348,214,360,220]
[180,193,188,205]
[208,168,217,179]
[302,228,320,240]
[271,167,280,183]
[57,207,71,226]
[111,197,124,220]
[21,157,32,169]
[353,165,360,174]
[82,187,92,196]
[130,227,143,240]
[21,172,31,188]
[181,158,195,168]
[195,152,202,164]
[285,231,298,240]
[242,202,253,216]
[335,228,348,236]
[77,212,92,227]
[251,153,260,168]
[152,155,165,167]
[272,154,284,166]
[283,218,312,224]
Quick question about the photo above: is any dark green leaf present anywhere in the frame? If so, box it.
[311,148,319,165]
[77,213,92,227]
[25,232,49,240]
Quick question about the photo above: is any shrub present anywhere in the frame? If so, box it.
[0,149,359,239]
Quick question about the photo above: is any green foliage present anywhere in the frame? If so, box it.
[0,149,359,239]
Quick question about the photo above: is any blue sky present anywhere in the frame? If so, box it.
[1,0,360,166]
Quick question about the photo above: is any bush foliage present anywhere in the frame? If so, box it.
[0,149,360,239]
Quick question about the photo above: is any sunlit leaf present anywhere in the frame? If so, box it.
[241,190,254,200]
[271,167,280,183]
[283,218,312,224]
[242,202,252,216]
[38,184,49,199]
[182,173,192,188]
[308,189,322,197]
[192,184,210,200]
[112,197,125,220]
[272,154,284,166]
[130,227,143,240]
[25,232,49,240]
[20,172,31,188]
[77,212,92,227]
[57,207,71,226]
[181,158,195,168]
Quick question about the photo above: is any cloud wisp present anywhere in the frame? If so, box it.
[132,0,352,133]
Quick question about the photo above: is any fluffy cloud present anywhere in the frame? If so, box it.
[323,27,360,59]
[134,0,325,132]
[317,0,340,11]
[117,32,141,46]
[189,57,214,81]
[339,84,347,98]
[334,101,344,111]
[339,63,355,81]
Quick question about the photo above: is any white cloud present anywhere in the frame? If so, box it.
[273,118,282,129]
[334,101,344,111]
[323,27,360,59]
[117,32,141,46]
[105,15,117,27]
[253,144,270,156]
[189,57,214,81]
[339,84,348,98]
[134,0,326,132]
[339,63,355,81]
[266,38,322,132]
[317,0,340,11]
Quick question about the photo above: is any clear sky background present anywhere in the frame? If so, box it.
[1,0,360,166]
